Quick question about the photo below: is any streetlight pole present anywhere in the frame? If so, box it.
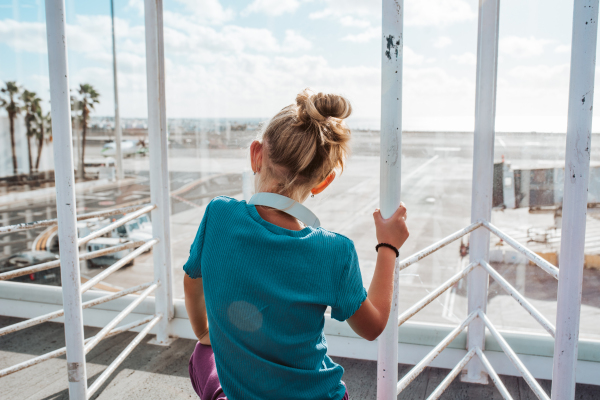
[111,0,124,180]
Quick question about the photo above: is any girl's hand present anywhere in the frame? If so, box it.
[373,202,409,249]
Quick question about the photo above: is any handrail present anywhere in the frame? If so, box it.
[87,314,162,398]
[398,222,482,271]
[77,204,156,247]
[396,311,478,394]
[80,239,158,293]
[84,283,159,354]
[0,281,155,337]
[0,203,154,234]
[426,347,477,400]
[0,240,147,281]
[0,315,156,378]
[475,347,514,400]
[398,262,478,326]
[482,221,559,280]
[480,261,556,338]
[478,311,550,400]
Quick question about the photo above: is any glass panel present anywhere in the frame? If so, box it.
[486,0,600,341]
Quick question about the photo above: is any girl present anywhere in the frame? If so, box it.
[184,89,409,400]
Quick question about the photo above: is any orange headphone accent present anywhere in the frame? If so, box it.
[311,171,336,196]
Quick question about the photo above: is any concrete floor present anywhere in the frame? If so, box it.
[1,317,599,400]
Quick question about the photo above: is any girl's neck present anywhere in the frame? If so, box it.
[254,205,304,231]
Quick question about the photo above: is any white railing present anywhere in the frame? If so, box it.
[377,0,598,399]
[0,0,173,398]
[0,204,168,393]
[391,221,564,399]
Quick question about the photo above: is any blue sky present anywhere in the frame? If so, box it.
[0,0,591,131]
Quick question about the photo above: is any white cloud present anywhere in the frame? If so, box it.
[555,44,570,54]
[451,52,476,65]
[500,36,554,58]
[282,30,312,51]
[339,16,371,29]
[405,0,476,27]
[243,0,300,16]
[172,0,234,24]
[404,46,425,65]
[433,36,452,48]
[126,0,144,17]
[342,27,379,43]
[0,19,46,53]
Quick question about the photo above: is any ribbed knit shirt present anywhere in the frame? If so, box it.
[183,196,367,400]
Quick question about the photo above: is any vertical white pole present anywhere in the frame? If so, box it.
[111,0,124,180]
[144,0,174,344]
[552,1,599,398]
[463,0,500,385]
[44,0,87,398]
[377,0,403,398]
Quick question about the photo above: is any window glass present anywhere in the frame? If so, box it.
[3,0,599,342]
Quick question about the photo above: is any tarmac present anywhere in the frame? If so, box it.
[2,130,600,341]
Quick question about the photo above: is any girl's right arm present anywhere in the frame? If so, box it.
[347,204,409,341]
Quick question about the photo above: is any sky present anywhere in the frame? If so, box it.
[0,0,593,132]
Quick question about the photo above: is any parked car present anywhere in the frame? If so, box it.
[86,238,134,268]
[0,251,61,286]
[112,219,153,252]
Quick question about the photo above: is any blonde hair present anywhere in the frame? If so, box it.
[255,88,352,202]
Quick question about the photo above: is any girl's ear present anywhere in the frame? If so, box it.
[250,140,263,173]
[311,171,336,195]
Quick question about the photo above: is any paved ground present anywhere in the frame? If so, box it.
[2,316,599,400]
[2,131,600,340]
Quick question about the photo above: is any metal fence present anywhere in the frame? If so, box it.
[376,0,598,399]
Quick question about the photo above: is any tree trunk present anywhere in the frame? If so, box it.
[35,125,44,172]
[81,111,87,179]
[27,134,33,175]
[9,113,17,175]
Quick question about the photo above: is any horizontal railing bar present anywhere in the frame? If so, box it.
[478,311,550,400]
[80,239,158,294]
[84,283,158,354]
[480,261,556,338]
[0,281,155,337]
[398,222,482,272]
[87,314,162,398]
[0,203,154,234]
[0,315,155,378]
[398,262,478,326]
[396,311,478,394]
[0,240,147,281]
[77,204,156,247]
[475,347,514,400]
[426,347,477,400]
[482,221,559,280]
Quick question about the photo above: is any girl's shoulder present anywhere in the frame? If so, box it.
[205,195,244,213]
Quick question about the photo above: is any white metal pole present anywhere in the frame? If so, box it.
[463,0,500,384]
[377,0,403,398]
[144,0,174,344]
[44,0,87,398]
[552,1,599,398]
[111,0,124,180]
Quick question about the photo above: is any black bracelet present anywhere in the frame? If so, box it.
[376,243,399,258]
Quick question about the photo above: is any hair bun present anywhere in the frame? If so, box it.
[296,88,352,126]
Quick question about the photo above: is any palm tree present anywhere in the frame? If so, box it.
[21,89,42,174]
[72,84,100,178]
[34,109,51,173]
[0,81,22,175]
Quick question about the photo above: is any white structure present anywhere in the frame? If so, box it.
[0,0,598,399]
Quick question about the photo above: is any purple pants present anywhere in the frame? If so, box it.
[189,342,349,400]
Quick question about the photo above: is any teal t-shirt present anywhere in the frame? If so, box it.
[183,196,367,400]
